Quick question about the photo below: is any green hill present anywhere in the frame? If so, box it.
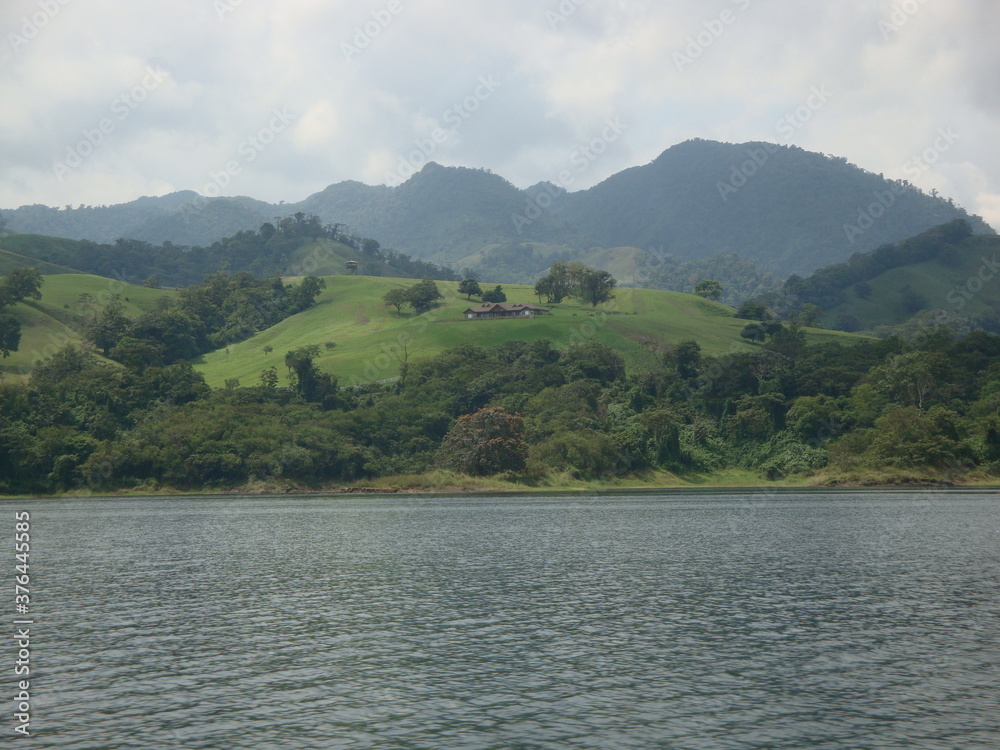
[0,225,455,288]
[0,246,80,275]
[193,275,862,388]
[781,221,1000,331]
[1,274,172,379]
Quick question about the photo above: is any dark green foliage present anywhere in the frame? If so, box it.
[637,253,778,307]
[575,268,616,307]
[0,214,457,287]
[401,278,444,314]
[92,271,328,368]
[0,314,21,358]
[694,279,724,300]
[83,295,130,355]
[0,266,43,308]
[458,279,483,299]
[735,301,773,321]
[382,287,409,314]
[284,345,337,406]
[481,285,507,303]
[534,260,575,303]
[0,266,44,357]
[4,316,1000,494]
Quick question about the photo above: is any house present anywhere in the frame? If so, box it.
[463,302,551,320]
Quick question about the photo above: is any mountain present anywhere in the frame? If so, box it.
[548,140,993,275]
[2,140,993,279]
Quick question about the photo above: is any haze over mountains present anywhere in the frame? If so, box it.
[3,140,993,280]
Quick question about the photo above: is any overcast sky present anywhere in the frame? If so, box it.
[2,0,998,228]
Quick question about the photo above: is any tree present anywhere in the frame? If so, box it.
[666,340,702,379]
[533,277,550,303]
[866,351,950,410]
[694,279,723,300]
[84,295,130,356]
[382,287,409,314]
[0,314,21,357]
[287,276,326,313]
[735,301,773,321]
[405,279,443,314]
[791,303,824,328]
[284,344,336,404]
[576,268,617,307]
[437,407,529,475]
[0,267,43,309]
[458,279,483,300]
[740,323,767,343]
[481,285,507,303]
[259,366,278,389]
[536,260,574,303]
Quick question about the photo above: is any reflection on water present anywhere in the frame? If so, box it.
[12,492,1000,749]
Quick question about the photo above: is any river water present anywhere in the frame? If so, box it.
[6,491,999,749]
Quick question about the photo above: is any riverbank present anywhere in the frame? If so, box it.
[4,467,999,500]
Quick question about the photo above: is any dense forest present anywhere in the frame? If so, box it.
[3,318,998,495]
[0,213,457,287]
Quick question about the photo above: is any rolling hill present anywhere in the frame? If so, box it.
[0,229,455,288]
[0,274,172,379]
[193,275,863,389]
[779,220,1000,331]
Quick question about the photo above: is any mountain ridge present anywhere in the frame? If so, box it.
[3,140,993,279]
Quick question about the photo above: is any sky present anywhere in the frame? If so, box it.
[1,0,998,229]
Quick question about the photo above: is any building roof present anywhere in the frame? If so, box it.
[463,302,550,314]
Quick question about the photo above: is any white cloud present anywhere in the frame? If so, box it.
[0,0,995,231]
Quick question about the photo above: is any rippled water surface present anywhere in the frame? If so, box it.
[8,491,1000,749]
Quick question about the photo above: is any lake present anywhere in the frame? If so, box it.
[6,491,1000,749]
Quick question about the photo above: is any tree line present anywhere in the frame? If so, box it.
[3,318,999,494]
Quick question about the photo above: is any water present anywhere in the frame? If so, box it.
[6,491,999,749]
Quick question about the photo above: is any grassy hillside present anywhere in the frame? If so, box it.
[1,274,172,378]
[822,235,1000,329]
[0,234,90,273]
[193,275,861,388]
[0,246,80,275]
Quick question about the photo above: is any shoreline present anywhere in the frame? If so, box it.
[4,473,999,502]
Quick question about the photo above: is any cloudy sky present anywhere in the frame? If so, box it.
[2,0,998,228]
